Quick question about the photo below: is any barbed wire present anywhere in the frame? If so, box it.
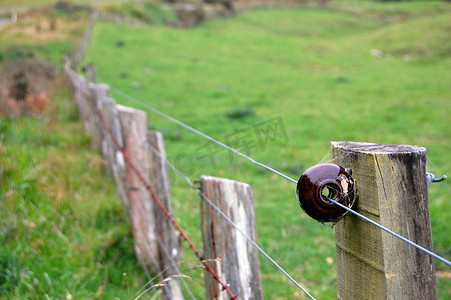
[136,227,172,299]
[120,118,196,300]
[84,89,173,299]
[81,88,238,299]
[109,85,451,268]
[155,235,197,300]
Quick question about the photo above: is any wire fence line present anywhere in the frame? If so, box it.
[74,88,173,299]
[81,81,315,298]
[119,115,197,300]
[65,60,448,299]
[125,117,314,298]
[111,86,298,184]
[145,141,316,300]
[70,78,187,299]
[109,85,451,268]
[80,88,238,299]
[81,90,177,300]
[63,8,441,298]
[62,12,314,298]
[155,235,197,300]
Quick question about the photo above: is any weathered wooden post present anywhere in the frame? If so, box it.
[330,142,437,299]
[75,74,91,133]
[90,83,110,168]
[200,175,263,300]
[99,97,129,216]
[84,64,105,152]
[117,105,158,270]
[97,96,114,177]
[147,130,183,299]
[62,56,73,93]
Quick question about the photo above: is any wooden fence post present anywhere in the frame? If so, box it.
[99,97,129,216]
[85,64,105,152]
[117,105,158,270]
[75,74,91,133]
[330,142,437,299]
[97,95,114,177]
[90,83,111,167]
[147,130,184,299]
[200,175,263,300]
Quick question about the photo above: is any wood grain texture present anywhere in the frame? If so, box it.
[331,142,437,300]
[147,131,183,299]
[99,97,129,217]
[85,65,104,152]
[200,176,263,300]
[90,83,111,174]
[75,74,91,133]
[117,105,158,270]
[99,96,114,177]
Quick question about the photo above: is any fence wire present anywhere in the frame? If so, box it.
[112,87,297,184]
[109,85,451,268]
[81,88,238,299]
[120,118,197,300]
[145,141,316,300]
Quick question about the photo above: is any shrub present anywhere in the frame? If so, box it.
[226,108,256,119]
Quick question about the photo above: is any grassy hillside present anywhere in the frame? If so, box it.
[0,86,146,299]
[0,5,150,299]
[84,1,451,298]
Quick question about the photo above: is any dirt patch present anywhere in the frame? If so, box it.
[0,6,89,46]
[0,58,56,117]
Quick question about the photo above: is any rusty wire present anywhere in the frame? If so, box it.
[82,90,237,299]
[108,86,451,269]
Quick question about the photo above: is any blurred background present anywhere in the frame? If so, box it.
[1,0,450,299]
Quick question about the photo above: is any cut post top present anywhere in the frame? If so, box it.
[331,141,426,155]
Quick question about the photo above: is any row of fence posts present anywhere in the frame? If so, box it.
[64,10,439,297]
[63,59,439,299]
[63,60,263,299]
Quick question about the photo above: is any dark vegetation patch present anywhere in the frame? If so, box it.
[226,108,256,120]
[0,54,56,117]
[115,40,125,47]
[54,1,91,13]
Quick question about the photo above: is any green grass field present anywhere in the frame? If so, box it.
[0,87,148,298]
[0,5,148,299]
[1,0,450,299]
[83,1,451,298]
